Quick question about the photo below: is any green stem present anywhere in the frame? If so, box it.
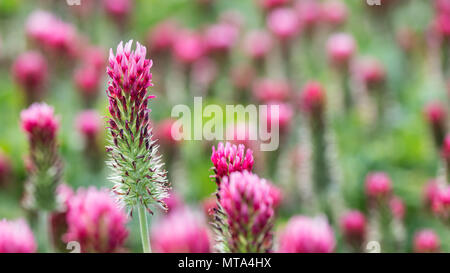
[39,211,52,253]
[137,204,152,253]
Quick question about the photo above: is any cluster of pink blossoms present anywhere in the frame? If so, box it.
[279,216,335,253]
[0,219,36,253]
[26,10,79,58]
[151,208,211,253]
[63,187,129,253]
[219,171,276,252]
[12,51,48,103]
[21,103,59,146]
[211,142,254,185]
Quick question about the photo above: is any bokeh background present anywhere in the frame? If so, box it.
[0,0,448,252]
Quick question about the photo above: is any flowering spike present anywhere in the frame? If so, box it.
[217,171,277,253]
[20,103,62,211]
[210,142,254,185]
[105,40,170,214]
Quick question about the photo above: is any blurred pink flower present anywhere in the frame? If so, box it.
[102,0,133,23]
[267,7,300,41]
[231,64,255,90]
[268,182,283,209]
[173,31,205,64]
[413,229,440,253]
[26,10,79,58]
[299,81,326,114]
[424,179,440,209]
[147,20,178,53]
[12,51,48,99]
[326,33,356,68]
[192,57,218,88]
[425,102,446,126]
[63,187,129,253]
[365,172,392,199]
[390,196,406,220]
[340,210,366,246]
[354,57,386,89]
[441,134,450,161]
[279,215,335,253]
[211,142,254,183]
[294,0,321,30]
[74,65,102,99]
[204,23,239,53]
[434,13,450,38]
[151,208,211,253]
[0,219,36,253]
[252,78,291,103]
[257,0,291,11]
[20,103,60,143]
[265,103,294,134]
[81,46,107,73]
[321,0,348,26]
[76,110,102,139]
[219,171,276,252]
[155,118,182,148]
[162,191,184,213]
[244,30,273,60]
[432,186,450,220]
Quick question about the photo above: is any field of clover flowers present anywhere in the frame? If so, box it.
[0,0,449,253]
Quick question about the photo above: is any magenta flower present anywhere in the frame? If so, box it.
[425,102,446,148]
[354,57,386,89]
[423,179,440,209]
[267,7,300,41]
[162,191,184,213]
[74,65,102,101]
[102,0,133,24]
[151,208,211,253]
[0,219,36,253]
[26,10,79,58]
[155,118,182,148]
[173,30,205,64]
[63,187,129,253]
[106,40,169,253]
[441,134,450,163]
[299,81,326,115]
[81,46,107,73]
[210,142,254,185]
[218,171,277,252]
[279,215,335,253]
[258,0,291,11]
[326,33,356,68]
[21,103,59,145]
[204,23,238,54]
[21,103,62,212]
[252,78,291,103]
[12,51,48,103]
[191,57,218,90]
[413,229,440,253]
[244,30,273,60]
[431,186,450,221]
[294,0,321,31]
[147,20,178,54]
[365,172,392,200]
[76,110,102,139]
[340,210,366,247]
[321,0,348,26]
[264,103,294,135]
[390,196,406,220]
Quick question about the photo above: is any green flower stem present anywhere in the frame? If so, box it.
[39,210,52,253]
[137,204,152,253]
